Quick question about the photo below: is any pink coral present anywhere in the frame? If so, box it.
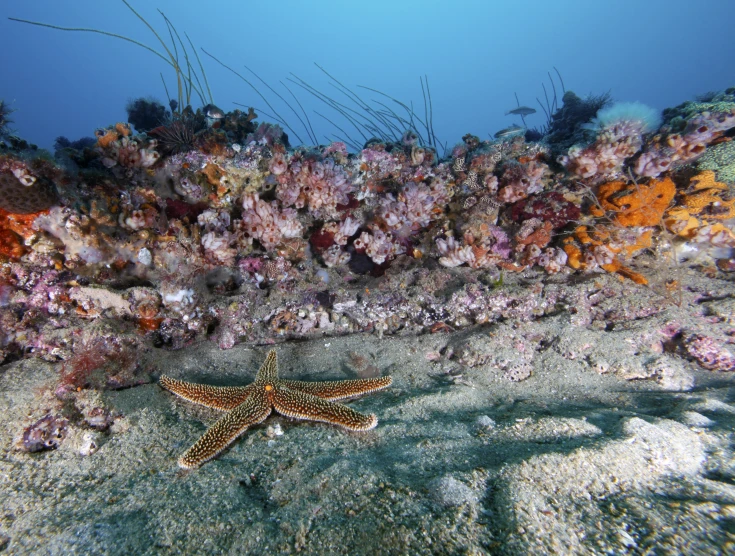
[353,229,403,264]
[634,111,735,177]
[436,236,475,268]
[269,152,288,175]
[238,256,263,275]
[201,231,237,265]
[436,227,511,269]
[497,160,548,203]
[276,157,353,218]
[538,247,568,273]
[358,145,404,183]
[238,193,303,251]
[559,120,647,183]
[323,141,348,156]
[377,182,450,235]
[197,209,231,233]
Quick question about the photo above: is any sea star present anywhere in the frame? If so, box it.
[159,349,392,468]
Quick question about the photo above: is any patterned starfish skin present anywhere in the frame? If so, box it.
[159,350,392,468]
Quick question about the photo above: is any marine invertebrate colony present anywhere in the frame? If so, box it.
[95,123,160,168]
[239,193,304,250]
[21,414,68,452]
[634,109,735,178]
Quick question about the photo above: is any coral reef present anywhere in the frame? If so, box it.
[683,334,735,371]
[0,87,733,390]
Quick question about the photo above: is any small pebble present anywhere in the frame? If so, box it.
[475,415,496,429]
[266,423,283,438]
[428,475,477,507]
[79,432,100,457]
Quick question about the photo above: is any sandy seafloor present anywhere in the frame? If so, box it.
[1,264,734,555]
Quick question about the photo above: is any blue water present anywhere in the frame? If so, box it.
[1,0,733,150]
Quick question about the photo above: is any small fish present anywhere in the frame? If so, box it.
[494,124,526,139]
[203,104,225,120]
[505,106,536,117]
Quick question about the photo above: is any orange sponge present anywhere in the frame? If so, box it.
[592,177,676,227]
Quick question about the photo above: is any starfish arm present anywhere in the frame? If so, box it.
[254,349,279,384]
[160,376,253,411]
[178,391,272,469]
[279,376,393,401]
[272,387,378,431]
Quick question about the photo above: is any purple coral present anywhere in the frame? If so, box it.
[238,256,264,275]
[323,141,348,156]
